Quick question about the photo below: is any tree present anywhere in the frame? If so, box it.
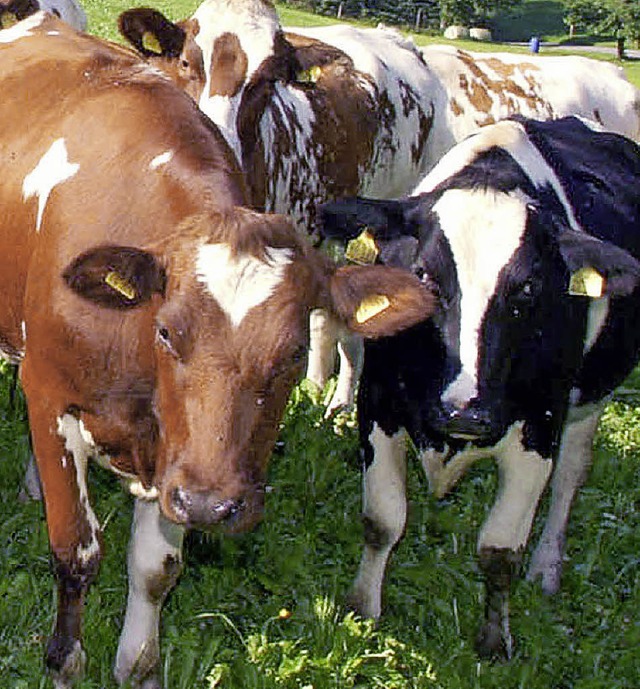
[563,0,640,57]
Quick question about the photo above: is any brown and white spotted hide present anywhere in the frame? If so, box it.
[421,44,640,152]
[0,15,435,688]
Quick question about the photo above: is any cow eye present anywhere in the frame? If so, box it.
[156,324,179,357]
[181,59,189,69]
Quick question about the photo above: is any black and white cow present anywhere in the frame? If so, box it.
[317,115,640,657]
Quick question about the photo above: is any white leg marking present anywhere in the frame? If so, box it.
[56,414,101,565]
[196,243,292,327]
[350,424,407,620]
[528,403,604,594]
[478,422,552,553]
[325,332,363,416]
[23,138,80,232]
[115,499,184,686]
[306,308,337,389]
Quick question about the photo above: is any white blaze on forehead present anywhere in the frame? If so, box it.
[437,188,529,407]
[415,119,581,231]
[0,11,45,42]
[196,242,293,327]
[23,138,80,232]
[149,150,173,169]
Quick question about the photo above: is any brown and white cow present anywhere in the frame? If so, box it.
[118,0,640,413]
[0,14,434,688]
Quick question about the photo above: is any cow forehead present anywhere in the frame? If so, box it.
[196,242,293,327]
[192,0,278,79]
[434,188,528,406]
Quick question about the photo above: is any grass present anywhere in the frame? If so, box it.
[1,368,640,688]
[2,2,640,687]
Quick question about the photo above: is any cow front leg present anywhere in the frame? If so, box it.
[325,333,364,416]
[527,403,603,594]
[26,408,102,688]
[348,424,407,620]
[476,423,552,659]
[115,498,184,688]
[306,308,337,391]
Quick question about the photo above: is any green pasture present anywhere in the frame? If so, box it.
[1,1,640,687]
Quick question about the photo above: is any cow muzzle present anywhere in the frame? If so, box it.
[431,402,496,444]
[160,483,263,533]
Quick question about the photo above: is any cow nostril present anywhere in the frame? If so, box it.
[211,498,245,521]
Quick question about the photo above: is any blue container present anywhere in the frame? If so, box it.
[529,36,540,53]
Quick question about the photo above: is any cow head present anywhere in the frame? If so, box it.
[63,207,434,532]
[119,0,289,157]
[318,179,640,456]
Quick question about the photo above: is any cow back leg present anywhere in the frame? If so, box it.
[348,423,407,620]
[115,498,184,688]
[476,423,552,659]
[527,403,604,594]
[22,384,102,687]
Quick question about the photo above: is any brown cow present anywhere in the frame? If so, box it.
[0,14,434,688]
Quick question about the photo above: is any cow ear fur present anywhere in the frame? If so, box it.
[317,197,412,242]
[558,228,640,297]
[118,8,185,58]
[63,245,166,309]
[329,264,436,338]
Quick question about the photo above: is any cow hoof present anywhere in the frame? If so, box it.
[114,639,160,688]
[49,639,86,688]
[475,622,510,661]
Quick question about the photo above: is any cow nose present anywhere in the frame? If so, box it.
[433,402,495,442]
[171,486,245,527]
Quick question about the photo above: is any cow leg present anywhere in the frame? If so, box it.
[348,424,407,620]
[306,308,337,390]
[476,423,552,659]
[325,332,364,416]
[24,406,102,688]
[527,403,604,595]
[114,499,184,688]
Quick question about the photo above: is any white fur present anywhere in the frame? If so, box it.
[149,150,173,169]
[115,499,184,685]
[350,423,407,619]
[0,11,45,42]
[196,243,292,327]
[478,422,552,552]
[23,138,80,232]
[435,188,529,408]
[56,414,101,565]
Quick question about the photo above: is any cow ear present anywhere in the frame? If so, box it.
[558,228,640,297]
[118,8,185,58]
[317,197,413,243]
[63,245,166,309]
[329,264,436,338]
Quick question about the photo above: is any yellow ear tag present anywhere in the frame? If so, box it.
[142,31,163,54]
[296,65,322,83]
[356,294,390,324]
[1,12,18,29]
[105,271,137,300]
[345,229,379,265]
[568,266,605,298]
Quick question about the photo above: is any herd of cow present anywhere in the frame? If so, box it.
[0,0,639,685]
